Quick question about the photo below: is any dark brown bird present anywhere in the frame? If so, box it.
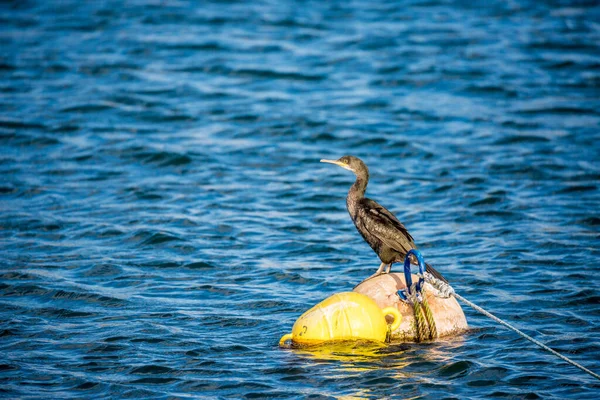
[320,155,447,282]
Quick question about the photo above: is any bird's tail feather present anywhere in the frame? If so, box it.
[425,263,448,284]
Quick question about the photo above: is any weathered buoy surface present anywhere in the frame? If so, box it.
[354,273,468,342]
[279,292,401,347]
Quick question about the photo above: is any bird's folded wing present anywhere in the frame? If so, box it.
[359,199,449,283]
[359,199,448,283]
[359,199,415,254]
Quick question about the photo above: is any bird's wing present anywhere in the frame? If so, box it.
[359,198,416,254]
[356,199,448,282]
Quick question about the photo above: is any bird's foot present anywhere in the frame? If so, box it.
[364,263,391,281]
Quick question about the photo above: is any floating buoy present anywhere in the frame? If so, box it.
[279,292,401,347]
[354,273,468,341]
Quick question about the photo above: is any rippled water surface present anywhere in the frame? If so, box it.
[1,0,600,398]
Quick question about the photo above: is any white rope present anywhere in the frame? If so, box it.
[424,272,454,298]
[423,273,600,381]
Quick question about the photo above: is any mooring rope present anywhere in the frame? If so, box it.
[402,253,438,342]
[407,290,427,342]
[421,293,438,339]
[413,301,425,342]
[423,272,600,381]
[405,290,437,342]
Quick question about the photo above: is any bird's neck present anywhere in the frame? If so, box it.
[347,173,368,209]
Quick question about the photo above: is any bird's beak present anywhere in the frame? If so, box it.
[320,159,352,171]
[320,159,341,165]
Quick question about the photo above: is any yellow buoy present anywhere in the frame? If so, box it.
[279,292,401,347]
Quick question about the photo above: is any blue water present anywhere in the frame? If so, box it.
[1,0,600,398]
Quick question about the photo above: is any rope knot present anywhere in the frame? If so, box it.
[423,272,455,298]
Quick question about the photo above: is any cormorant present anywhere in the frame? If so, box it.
[320,155,447,283]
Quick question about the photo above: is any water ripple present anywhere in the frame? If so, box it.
[1,0,599,398]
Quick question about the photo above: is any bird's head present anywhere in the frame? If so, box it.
[320,155,369,178]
